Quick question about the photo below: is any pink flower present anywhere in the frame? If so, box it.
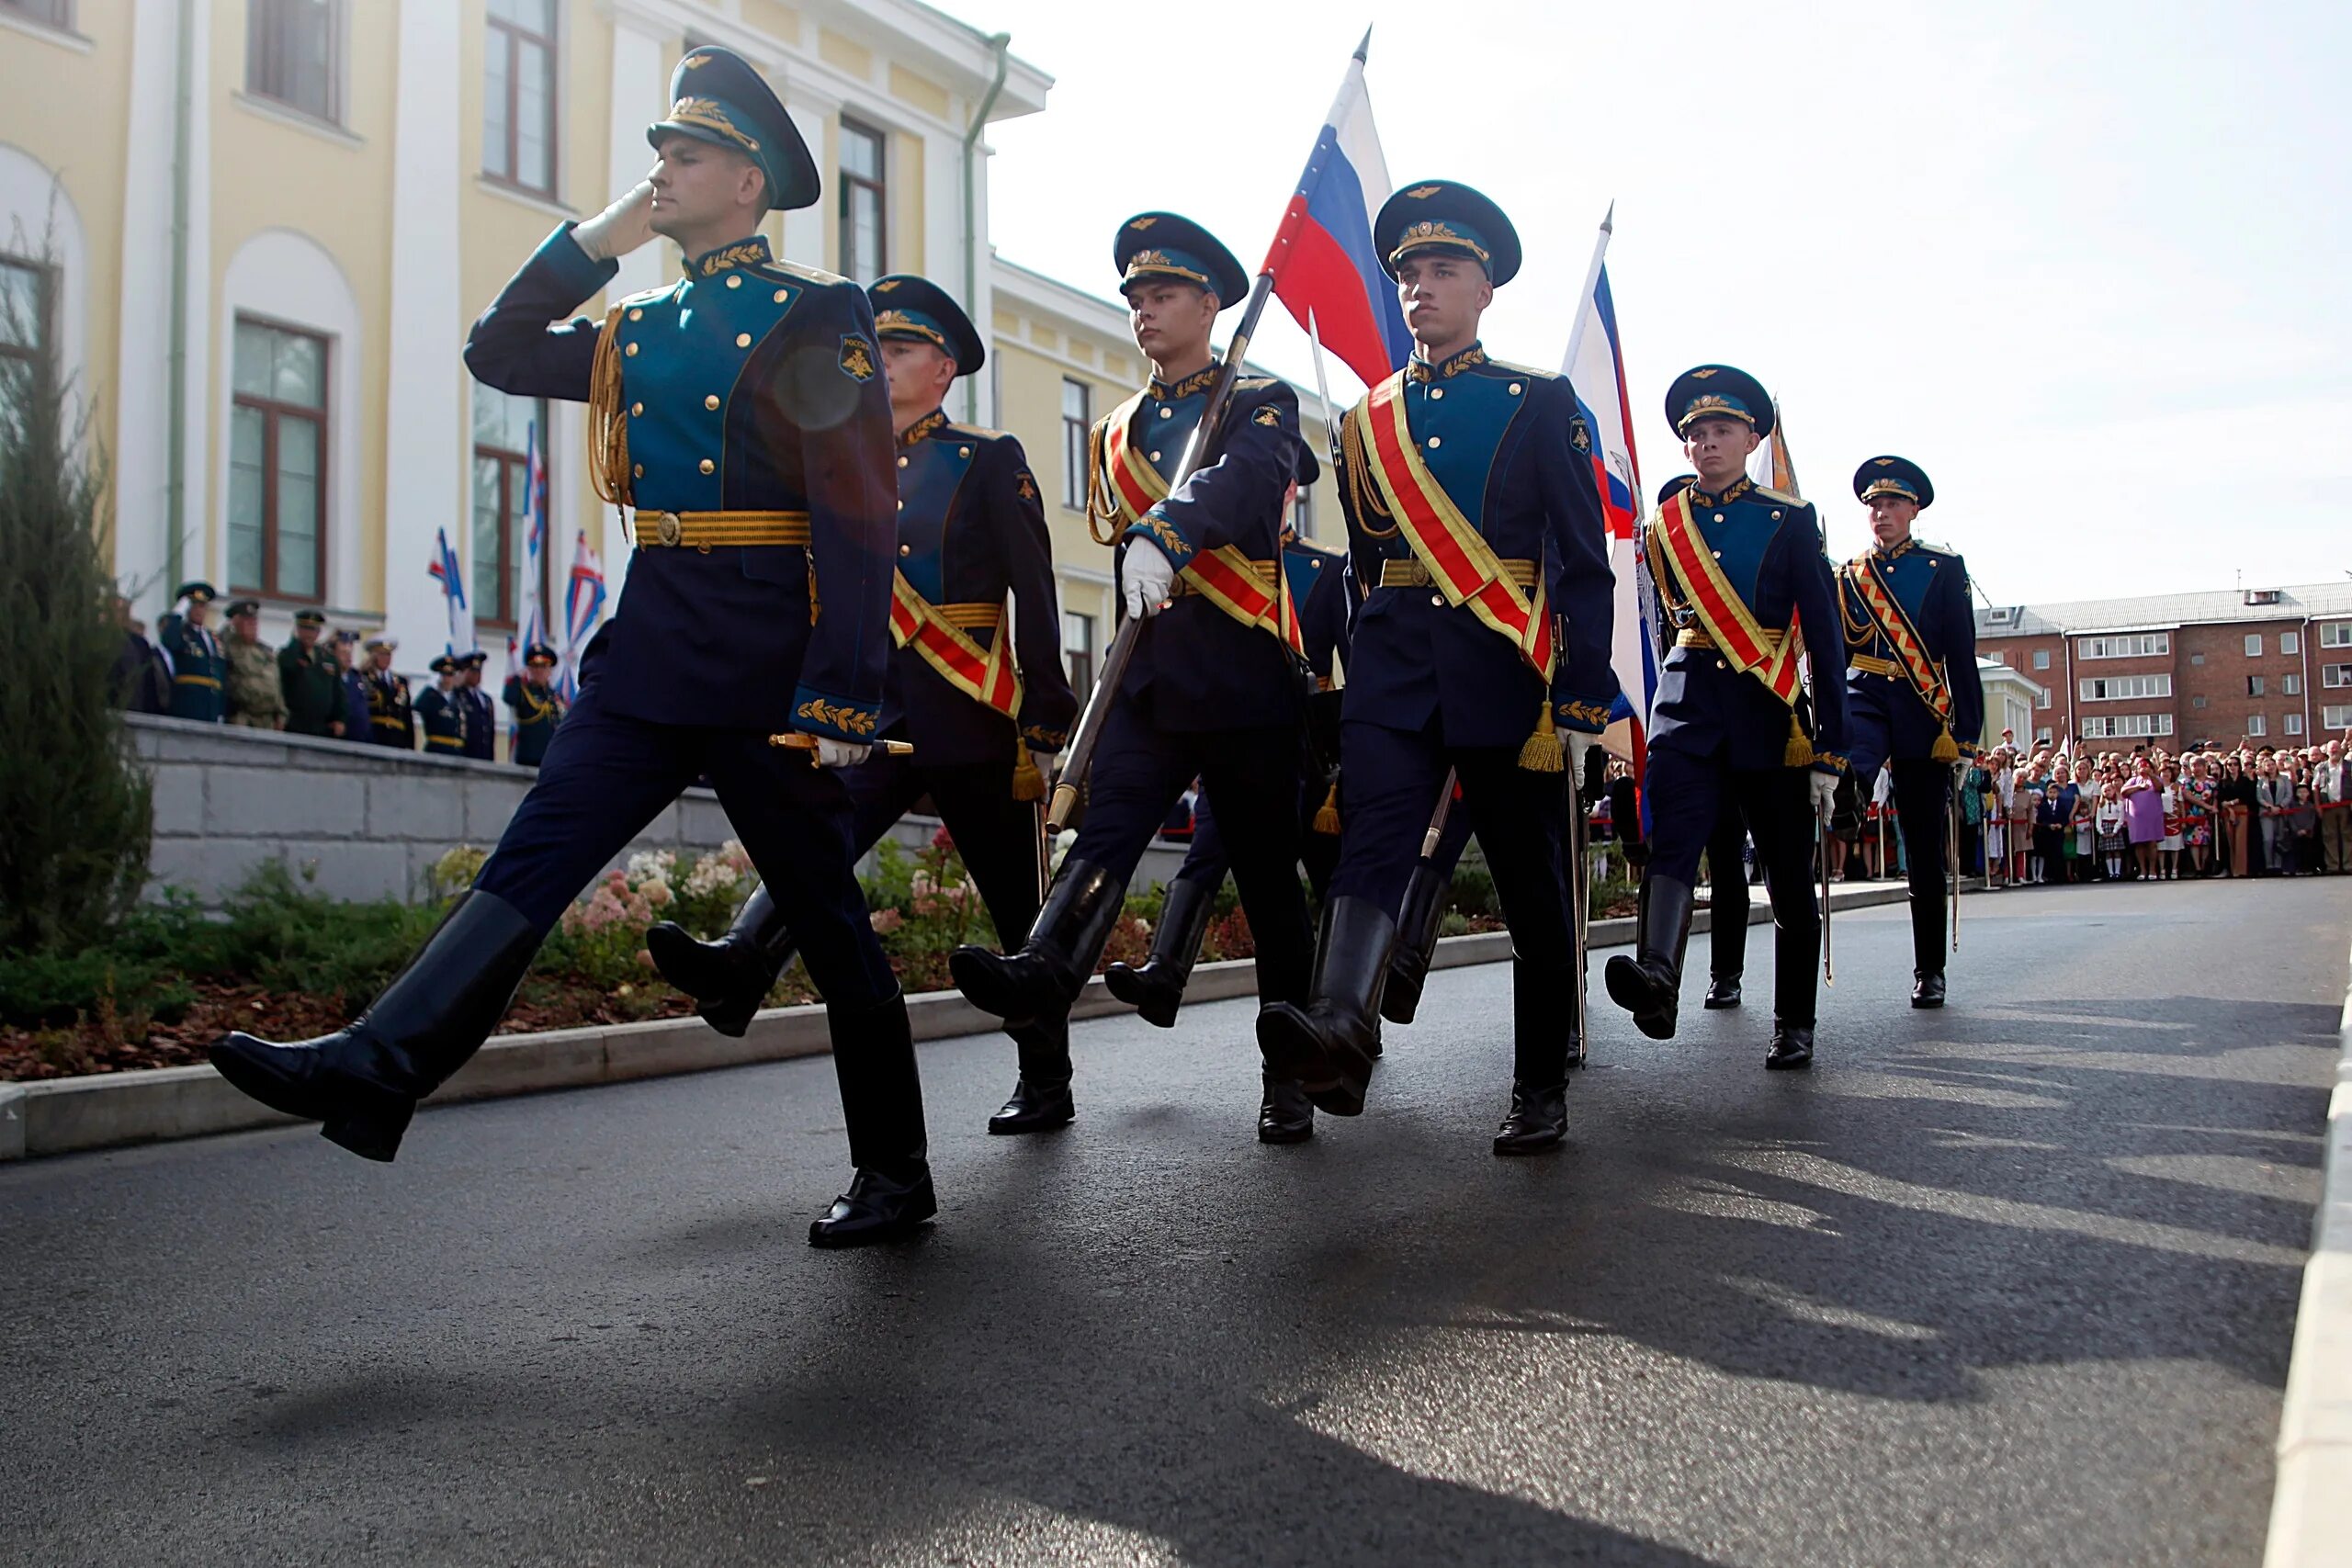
[869,908,904,934]
[643,881,673,907]
[932,825,956,852]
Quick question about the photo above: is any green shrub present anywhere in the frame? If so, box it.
[0,948,191,1031]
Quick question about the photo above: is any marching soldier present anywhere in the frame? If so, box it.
[279,609,346,738]
[948,212,1318,1145]
[360,635,414,750]
[502,642,567,766]
[222,599,289,729]
[158,581,227,723]
[647,272,1079,1133]
[1603,366,1849,1069]
[209,46,930,1247]
[1837,456,1981,1007]
[416,654,468,755]
[1255,181,1618,1154]
[458,651,498,761]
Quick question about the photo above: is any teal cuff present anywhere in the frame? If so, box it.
[1125,509,1196,570]
[790,684,880,742]
[1553,696,1612,736]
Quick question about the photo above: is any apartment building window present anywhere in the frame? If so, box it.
[2248,675,2267,697]
[2079,673,2171,702]
[1063,610,1095,693]
[838,118,887,285]
[2246,715,2267,738]
[2031,649,2050,671]
[2283,672,2303,695]
[0,255,53,432]
[248,0,344,125]
[2285,713,2304,737]
[2079,714,2175,739]
[2244,632,2264,657]
[1,1,74,30]
[2189,651,2206,666]
[2324,705,2352,731]
[2326,663,2352,689]
[2282,630,2301,655]
[2079,633,2169,660]
[228,317,329,602]
[483,0,557,196]
[1060,378,1091,509]
[471,388,549,629]
[2036,688,2051,709]
[2034,727,2053,745]
[2322,622,2352,649]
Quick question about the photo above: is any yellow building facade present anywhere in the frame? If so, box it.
[0,0,1334,712]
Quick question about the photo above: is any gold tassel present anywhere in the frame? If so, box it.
[1340,404,1399,540]
[1313,778,1341,834]
[1011,747,1045,802]
[807,560,820,626]
[1784,713,1815,767]
[586,305,632,532]
[1930,726,1960,763]
[1519,703,1565,773]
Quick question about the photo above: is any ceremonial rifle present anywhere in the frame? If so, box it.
[1046,271,1281,835]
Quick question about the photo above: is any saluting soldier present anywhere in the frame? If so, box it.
[647,272,1079,1133]
[502,642,567,766]
[1256,182,1618,1155]
[416,654,468,755]
[222,598,289,729]
[360,635,414,750]
[279,609,346,738]
[1603,366,1849,1069]
[1837,456,1981,1007]
[457,651,498,761]
[159,581,227,723]
[948,213,1318,1145]
[209,47,929,1248]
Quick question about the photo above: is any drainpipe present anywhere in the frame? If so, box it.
[959,32,1011,423]
[164,0,195,595]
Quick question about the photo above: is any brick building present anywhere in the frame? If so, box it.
[1975,582,2352,750]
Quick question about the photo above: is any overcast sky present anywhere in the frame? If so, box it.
[966,0,2350,606]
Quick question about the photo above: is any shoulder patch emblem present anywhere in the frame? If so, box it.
[1570,416,1592,456]
[839,334,876,383]
[1015,470,1038,502]
[1252,406,1282,427]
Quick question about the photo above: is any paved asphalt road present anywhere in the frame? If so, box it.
[4,878,2346,1567]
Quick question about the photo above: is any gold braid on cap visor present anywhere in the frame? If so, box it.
[1675,394,1756,433]
[1388,220,1490,265]
[1860,479,1920,502]
[1123,250,1211,287]
[873,310,949,350]
[665,98,762,156]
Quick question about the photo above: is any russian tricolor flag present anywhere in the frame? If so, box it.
[1261,31,1412,390]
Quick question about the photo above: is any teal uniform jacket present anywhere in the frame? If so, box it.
[1838,536,1983,775]
[159,614,228,723]
[502,675,566,765]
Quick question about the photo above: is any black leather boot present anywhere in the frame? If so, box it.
[1766,1021,1815,1070]
[1911,971,1947,1009]
[646,884,795,1038]
[1493,1080,1567,1154]
[1254,897,1393,1117]
[1380,857,1453,1025]
[209,890,540,1161]
[1603,874,1694,1040]
[1705,867,1747,1009]
[1258,1075,1314,1144]
[1703,974,1743,1009]
[808,1167,937,1248]
[989,1013,1076,1134]
[810,988,934,1247]
[1103,874,1217,1028]
[950,861,1127,1023]
[1909,889,1947,1008]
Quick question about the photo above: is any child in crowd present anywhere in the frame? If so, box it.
[2159,764,2185,881]
[2096,781,2129,881]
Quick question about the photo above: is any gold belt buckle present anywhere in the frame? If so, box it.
[657,511,684,547]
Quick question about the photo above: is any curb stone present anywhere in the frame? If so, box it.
[0,880,1929,1163]
[2264,929,2352,1568]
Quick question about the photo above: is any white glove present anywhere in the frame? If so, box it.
[813,738,872,769]
[1566,733,1594,779]
[1811,771,1839,823]
[1122,541,1177,620]
[572,180,657,263]
[1027,748,1059,784]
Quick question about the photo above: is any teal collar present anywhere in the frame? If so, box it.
[1407,341,1487,383]
[683,234,772,277]
[1873,535,1917,562]
[899,407,949,447]
[1688,475,1755,508]
[1149,365,1220,400]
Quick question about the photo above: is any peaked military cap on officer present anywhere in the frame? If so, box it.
[1665,364,1775,438]
[524,642,560,667]
[1374,180,1522,286]
[460,649,488,667]
[224,598,261,617]
[175,581,217,604]
[294,608,327,627]
[647,45,819,212]
[868,275,985,377]
[363,633,397,652]
[1295,446,1321,487]
[430,654,459,675]
[1113,213,1248,310]
[1854,455,1934,509]
[1656,473,1698,506]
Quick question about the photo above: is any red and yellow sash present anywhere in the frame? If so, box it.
[1649,489,1803,707]
[1845,555,1951,725]
[1346,372,1555,681]
[1095,389,1297,654]
[889,571,1020,719]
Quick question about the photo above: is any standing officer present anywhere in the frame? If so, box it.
[1837,456,1980,1007]
[502,642,567,766]
[280,609,345,738]
[159,581,226,723]
[222,599,289,729]
[360,635,414,749]
[209,46,928,1248]
[948,212,1317,1145]
[646,271,1079,1132]
[1255,181,1617,1154]
[457,651,498,761]
[1603,366,1849,1069]
[416,654,468,755]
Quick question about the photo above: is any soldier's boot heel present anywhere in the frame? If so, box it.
[951,862,1127,1023]
[1380,857,1453,1026]
[208,890,540,1163]
[1103,875,1216,1029]
[1254,897,1393,1117]
[646,886,796,1039]
[1602,874,1695,1041]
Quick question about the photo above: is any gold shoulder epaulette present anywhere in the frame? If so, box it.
[1914,537,1953,557]
[763,257,850,288]
[1234,375,1281,391]
[619,281,678,308]
[1487,356,1559,381]
[1756,485,1803,505]
[946,423,1009,442]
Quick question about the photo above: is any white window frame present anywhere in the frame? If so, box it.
[2323,663,2352,689]
[2079,714,2176,739]
[2282,630,2301,655]
[2078,633,2170,660]
[2323,705,2352,730]
[2285,713,2304,736]
[2245,632,2264,657]
[2031,649,2050,671]
[2078,673,2172,702]
[2247,715,2267,738]
[2320,622,2352,649]
[2283,672,2302,696]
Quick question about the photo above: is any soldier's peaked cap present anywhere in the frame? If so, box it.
[868,275,985,377]
[1666,364,1775,438]
[1113,213,1249,310]
[1375,180,1521,286]
[1854,455,1934,509]
[647,46,819,212]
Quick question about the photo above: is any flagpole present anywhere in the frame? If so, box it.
[1562,200,1614,371]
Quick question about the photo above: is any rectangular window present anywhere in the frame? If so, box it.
[228,316,329,602]
[1060,378,1091,510]
[2245,632,2264,657]
[2283,672,2302,696]
[2034,727,2053,745]
[2078,714,2176,739]
[2246,715,2267,738]
[2285,713,2303,736]
[2324,663,2352,689]
[2324,705,2352,731]
[2282,630,2301,655]
[2031,649,2050,671]
[2036,688,2051,709]
[2189,651,2206,666]
[2321,622,2352,649]
[2192,695,2208,710]
[482,0,557,196]
[2078,674,2172,702]
[2077,633,2170,660]
[1291,476,1315,539]
[247,0,343,124]
[1063,609,1094,694]
[2248,675,2267,697]
[837,118,887,286]
[470,388,550,629]
[0,254,53,432]
[0,1,74,29]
